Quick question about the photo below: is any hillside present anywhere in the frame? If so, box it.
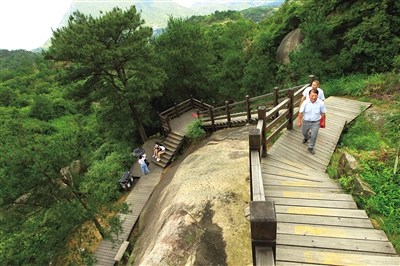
[62,0,284,29]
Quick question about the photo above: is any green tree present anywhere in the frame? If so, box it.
[341,1,398,73]
[154,17,215,107]
[45,6,165,143]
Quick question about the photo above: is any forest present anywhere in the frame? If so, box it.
[0,0,399,264]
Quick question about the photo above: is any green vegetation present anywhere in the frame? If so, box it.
[186,119,207,143]
[1,0,399,264]
[326,73,400,253]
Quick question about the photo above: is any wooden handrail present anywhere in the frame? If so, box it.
[248,78,311,266]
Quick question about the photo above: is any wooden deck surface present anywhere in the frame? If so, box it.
[169,109,198,135]
[262,97,400,265]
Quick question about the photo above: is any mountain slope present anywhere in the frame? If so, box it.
[61,0,284,29]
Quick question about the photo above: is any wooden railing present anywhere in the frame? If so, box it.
[158,97,211,136]
[197,87,300,130]
[249,80,310,266]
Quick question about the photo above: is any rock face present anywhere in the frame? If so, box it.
[337,152,360,178]
[353,174,376,198]
[276,28,303,64]
[337,152,375,197]
[130,127,252,266]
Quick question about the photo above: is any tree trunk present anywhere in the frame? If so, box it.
[129,101,148,143]
[59,178,106,238]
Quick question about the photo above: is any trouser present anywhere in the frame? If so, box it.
[140,163,150,175]
[302,120,320,149]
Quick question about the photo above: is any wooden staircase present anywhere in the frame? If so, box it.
[152,131,185,168]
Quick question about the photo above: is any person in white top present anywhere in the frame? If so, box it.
[298,89,326,154]
[300,80,325,107]
[138,154,150,174]
[153,142,166,162]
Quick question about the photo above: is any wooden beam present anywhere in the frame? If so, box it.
[114,241,129,262]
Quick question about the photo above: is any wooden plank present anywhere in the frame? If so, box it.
[265,185,343,193]
[277,234,397,254]
[278,223,389,241]
[276,213,373,228]
[276,246,399,266]
[275,206,368,218]
[265,190,353,201]
[273,138,332,164]
[264,178,340,189]
[251,150,265,201]
[114,241,130,262]
[263,173,331,184]
[268,197,357,209]
[271,144,328,172]
[262,166,331,181]
[255,246,275,266]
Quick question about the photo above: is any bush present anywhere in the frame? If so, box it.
[186,119,206,143]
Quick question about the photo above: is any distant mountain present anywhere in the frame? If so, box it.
[33,0,282,50]
[60,0,284,29]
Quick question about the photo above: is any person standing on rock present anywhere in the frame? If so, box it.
[298,89,326,154]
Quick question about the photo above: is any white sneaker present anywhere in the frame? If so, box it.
[157,158,160,162]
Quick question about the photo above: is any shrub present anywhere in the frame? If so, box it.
[186,119,206,143]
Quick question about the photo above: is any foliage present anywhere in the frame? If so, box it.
[240,6,276,23]
[154,17,215,108]
[29,95,55,121]
[186,119,206,143]
[46,6,166,143]
[278,0,400,82]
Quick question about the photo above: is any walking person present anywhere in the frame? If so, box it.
[138,154,150,175]
[298,89,326,154]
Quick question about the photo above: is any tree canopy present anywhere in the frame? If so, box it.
[46,6,166,143]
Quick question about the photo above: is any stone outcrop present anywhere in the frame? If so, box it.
[337,152,375,198]
[353,174,376,198]
[276,28,303,64]
[130,127,252,266]
[337,152,361,178]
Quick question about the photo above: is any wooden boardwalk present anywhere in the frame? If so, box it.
[94,111,196,265]
[262,97,400,265]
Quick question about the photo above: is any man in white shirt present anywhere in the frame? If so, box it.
[298,89,326,154]
[300,80,325,107]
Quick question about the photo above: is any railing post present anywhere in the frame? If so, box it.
[286,89,294,130]
[225,100,231,127]
[174,102,179,117]
[166,116,172,135]
[250,201,277,265]
[308,74,315,85]
[201,99,205,110]
[249,128,261,187]
[246,95,251,123]
[190,95,194,108]
[258,106,267,157]
[209,105,215,131]
[273,87,279,119]
[249,128,261,156]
